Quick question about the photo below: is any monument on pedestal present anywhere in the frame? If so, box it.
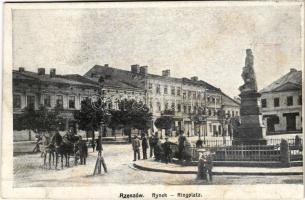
[233,49,267,145]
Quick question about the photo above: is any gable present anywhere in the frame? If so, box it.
[272,82,301,92]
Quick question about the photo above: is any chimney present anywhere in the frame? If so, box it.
[162,69,170,77]
[38,68,45,75]
[140,66,148,75]
[131,64,140,73]
[191,76,198,81]
[18,67,25,72]
[50,68,56,78]
[290,68,297,72]
[104,64,109,67]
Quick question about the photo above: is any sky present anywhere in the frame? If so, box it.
[12,3,303,97]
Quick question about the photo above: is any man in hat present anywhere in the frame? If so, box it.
[148,134,154,158]
[178,131,186,160]
[205,151,214,182]
[152,132,160,158]
[76,136,88,165]
[197,153,207,180]
[163,137,172,164]
[51,130,63,148]
[142,134,148,159]
[132,135,141,161]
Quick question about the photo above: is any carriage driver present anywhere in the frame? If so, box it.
[63,128,75,145]
[51,129,63,148]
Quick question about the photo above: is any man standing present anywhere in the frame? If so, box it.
[162,137,172,164]
[197,153,207,180]
[205,152,214,182]
[91,139,96,152]
[142,135,148,159]
[178,131,186,160]
[148,134,154,157]
[51,130,63,148]
[132,135,141,161]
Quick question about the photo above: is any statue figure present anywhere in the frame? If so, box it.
[239,49,258,92]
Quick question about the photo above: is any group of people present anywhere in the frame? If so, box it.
[131,132,189,164]
[132,133,160,161]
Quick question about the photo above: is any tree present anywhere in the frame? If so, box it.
[154,116,174,139]
[132,101,152,134]
[16,104,63,140]
[111,99,152,141]
[108,109,124,137]
[74,98,110,141]
[16,105,37,140]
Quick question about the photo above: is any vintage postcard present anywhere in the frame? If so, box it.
[1,1,304,200]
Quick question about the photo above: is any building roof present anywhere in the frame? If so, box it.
[84,64,221,92]
[13,70,99,88]
[84,65,147,90]
[259,69,302,93]
[221,91,240,107]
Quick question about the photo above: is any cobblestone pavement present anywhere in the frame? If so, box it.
[14,144,302,187]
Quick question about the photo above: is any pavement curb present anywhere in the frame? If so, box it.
[133,163,303,176]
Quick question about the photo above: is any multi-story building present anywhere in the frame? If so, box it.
[260,68,302,134]
[13,67,146,140]
[84,64,240,137]
[13,67,101,131]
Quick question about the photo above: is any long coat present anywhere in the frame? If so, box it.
[132,138,141,150]
[197,158,207,180]
[142,138,148,149]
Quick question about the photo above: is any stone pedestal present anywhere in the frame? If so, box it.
[233,91,267,145]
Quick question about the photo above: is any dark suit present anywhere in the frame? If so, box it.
[142,137,148,159]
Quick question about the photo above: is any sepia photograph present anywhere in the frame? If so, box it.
[1,1,304,199]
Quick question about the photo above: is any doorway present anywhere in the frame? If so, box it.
[283,113,299,131]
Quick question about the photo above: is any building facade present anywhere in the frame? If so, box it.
[85,64,240,137]
[260,68,302,134]
[13,67,146,138]
[13,67,101,131]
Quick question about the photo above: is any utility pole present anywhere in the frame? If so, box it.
[93,77,108,175]
[93,121,108,175]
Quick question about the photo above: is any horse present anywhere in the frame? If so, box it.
[54,134,80,169]
[40,134,55,169]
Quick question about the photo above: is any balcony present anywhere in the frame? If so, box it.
[161,109,175,116]
[161,109,183,120]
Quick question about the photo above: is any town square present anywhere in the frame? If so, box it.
[13,49,303,187]
[1,1,303,200]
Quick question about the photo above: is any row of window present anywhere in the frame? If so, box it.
[261,95,302,108]
[149,84,221,104]
[150,101,238,116]
[151,84,182,96]
[14,94,146,110]
[104,89,143,96]
[13,94,87,109]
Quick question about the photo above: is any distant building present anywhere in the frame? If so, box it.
[85,64,240,137]
[13,65,240,139]
[13,67,101,131]
[260,68,302,134]
[13,67,145,135]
